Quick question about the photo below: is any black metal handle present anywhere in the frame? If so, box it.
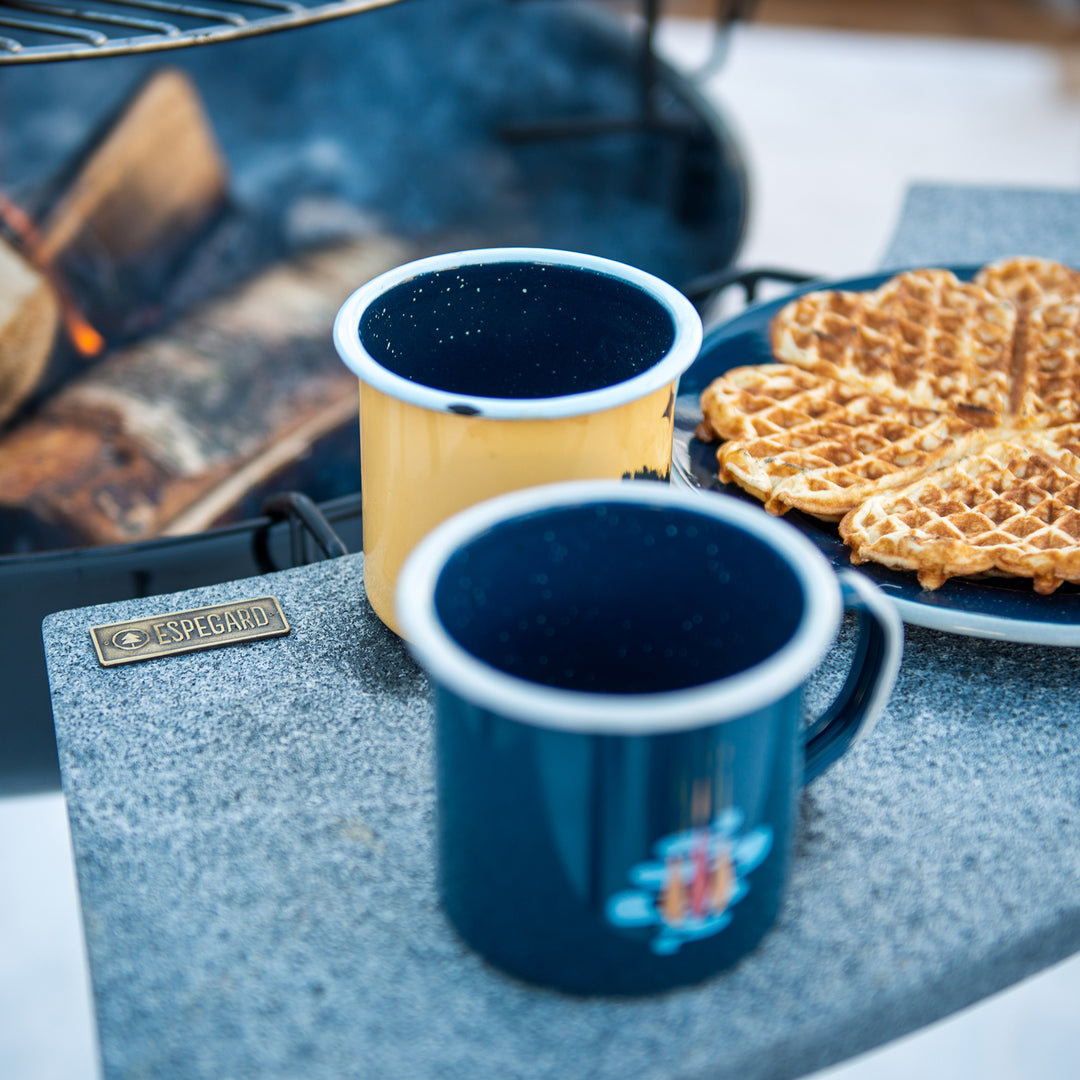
[687,0,762,82]
[681,266,818,311]
[260,492,349,569]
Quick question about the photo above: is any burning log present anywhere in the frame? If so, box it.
[34,67,228,273]
[0,62,396,554]
[0,65,229,420]
[0,238,60,425]
[0,235,410,551]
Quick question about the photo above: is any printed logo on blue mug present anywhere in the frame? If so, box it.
[397,480,902,996]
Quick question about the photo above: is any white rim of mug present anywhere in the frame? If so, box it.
[396,480,844,735]
[332,247,704,419]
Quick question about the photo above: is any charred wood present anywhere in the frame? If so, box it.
[0,236,410,552]
[0,238,60,426]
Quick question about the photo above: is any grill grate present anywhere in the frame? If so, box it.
[0,0,404,62]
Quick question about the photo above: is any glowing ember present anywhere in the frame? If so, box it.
[0,192,105,358]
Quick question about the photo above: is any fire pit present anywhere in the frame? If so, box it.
[0,0,749,790]
[0,0,404,63]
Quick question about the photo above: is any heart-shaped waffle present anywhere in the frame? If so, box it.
[974,255,1080,308]
[770,269,1016,423]
[839,428,1080,593]
[700,364,982,520]
[699,257,1080,593]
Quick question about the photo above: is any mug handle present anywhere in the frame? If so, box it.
[802,569,903,784]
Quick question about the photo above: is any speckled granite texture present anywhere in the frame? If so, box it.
[882,183,1080,270]
[44,551,1080,1080]
[43,186,1080,1079]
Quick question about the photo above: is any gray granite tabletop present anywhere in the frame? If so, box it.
[43,557,1080,1080]
[881,182,1080,270]
[42,184,1080,1080]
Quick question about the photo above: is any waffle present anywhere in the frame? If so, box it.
[699,257,1080,593]
[700,365,982,519]
[1012,298,1080,426]
[839,427,1080,593]
[969,256,1080,427]
[974,255,1080,308]
[770,269,1016,422]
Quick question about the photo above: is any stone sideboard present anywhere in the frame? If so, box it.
[43,547,1080,1080]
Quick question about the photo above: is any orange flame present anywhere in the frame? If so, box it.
[66,308,106,357]
[0,192,105,358]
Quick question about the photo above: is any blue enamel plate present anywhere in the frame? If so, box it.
[672,267,1080,646]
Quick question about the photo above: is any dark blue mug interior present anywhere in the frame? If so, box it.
[358,262,676,399]
[433,502,805,694]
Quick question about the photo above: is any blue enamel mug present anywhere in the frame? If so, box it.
[397,481,902,996]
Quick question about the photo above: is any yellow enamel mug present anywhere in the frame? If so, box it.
[332,248,703,636]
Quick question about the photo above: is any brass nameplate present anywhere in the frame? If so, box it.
[90,596,289,667]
